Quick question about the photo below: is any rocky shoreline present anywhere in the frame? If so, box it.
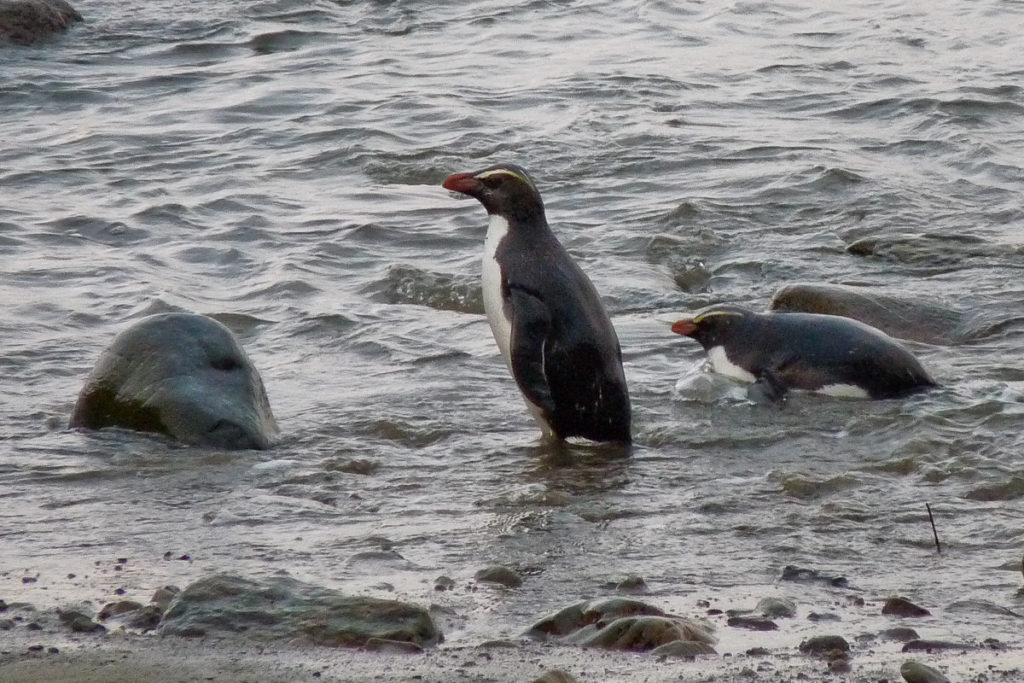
[3,562,1022,683]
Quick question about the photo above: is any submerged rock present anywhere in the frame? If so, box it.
[0,0,81,45]
[70,313,278,449]
[376,264,483,314]
[159,574,440,647]
[756,596,797,618]
[779,565,850,588]
[526,597,714,654]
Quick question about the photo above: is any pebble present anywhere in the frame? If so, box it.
[615,575,649,595]
[727,616,778,631]
[651,640,717,658]
[900,659,951,683]
[798,635,850,656]
[531,670,578,683]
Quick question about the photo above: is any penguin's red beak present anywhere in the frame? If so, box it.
[671,319,698,337]
[442,172,482,195]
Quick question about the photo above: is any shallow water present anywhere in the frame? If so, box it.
[2,0,1024,670]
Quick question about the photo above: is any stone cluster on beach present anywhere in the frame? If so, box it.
[5,559,1013,682]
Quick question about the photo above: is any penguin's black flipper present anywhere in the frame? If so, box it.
[508,285,556,415]
[748,369,789,404]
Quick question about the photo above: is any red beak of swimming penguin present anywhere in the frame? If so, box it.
[671,319,698,337]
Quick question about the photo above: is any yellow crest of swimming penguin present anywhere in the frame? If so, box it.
[474,166,538,193]
[693,309,745,325]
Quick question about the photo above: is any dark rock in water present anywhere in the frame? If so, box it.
[98,600,144,621]
[879,627,920,642]
[844,232,1010,269]
[771,282,965,344]
[433,576,455,592]
[902,639,977,652]
[756,596,796,618]
[883,597,931,618]
[531,670,578,683]
[900,660,951,683]
[0,0,81,45]
[473,566,523,588]
[526,597,714,653]
[159,574,440,648]
[70,313,278,449]
[798,634,850,656]
[779,565,849,588]
[57,609,105,633]
[727,616,778,631]
[965,477,1024,502]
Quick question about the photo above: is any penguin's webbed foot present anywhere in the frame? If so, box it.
[747,371,788,404]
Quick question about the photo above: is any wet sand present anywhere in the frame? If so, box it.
[3,628,1023,683]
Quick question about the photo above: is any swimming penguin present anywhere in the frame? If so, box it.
[442,164,631,442]
[671,305,936,401]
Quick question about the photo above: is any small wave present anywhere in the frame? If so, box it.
[369,264,483,314]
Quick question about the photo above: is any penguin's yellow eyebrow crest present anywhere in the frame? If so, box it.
[693,310,743,324]
[476,168,536,190]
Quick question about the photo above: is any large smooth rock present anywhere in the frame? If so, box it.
[0,0,81,44]
[70,313,278,449]
[770,282,966,344]
[160,574,441,647]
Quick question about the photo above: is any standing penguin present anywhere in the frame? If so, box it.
[671,304,937,401]
[442,164,631,443]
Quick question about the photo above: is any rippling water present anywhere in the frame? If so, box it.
[3,0,1024,672]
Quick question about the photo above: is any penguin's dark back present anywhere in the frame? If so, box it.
[750,312,936,397]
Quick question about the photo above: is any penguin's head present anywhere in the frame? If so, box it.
[671,305,753,350]
[443,164,545,222]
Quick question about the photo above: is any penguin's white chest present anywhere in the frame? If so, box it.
[482,214,513,365]
[705,346,757,383]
